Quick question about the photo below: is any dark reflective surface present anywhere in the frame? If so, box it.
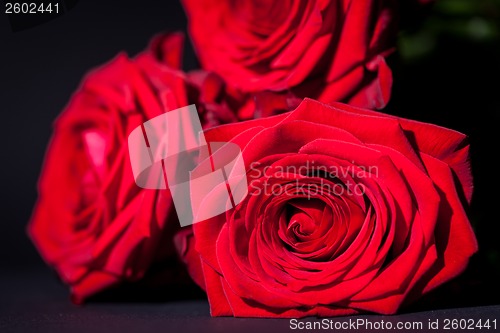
[1,269,499,333]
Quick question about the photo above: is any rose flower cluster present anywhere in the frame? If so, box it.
[29,0,477,317]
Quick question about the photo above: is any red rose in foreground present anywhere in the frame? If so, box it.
[183,99,477,317]
[182,0,397,111]
[28,33,229,302]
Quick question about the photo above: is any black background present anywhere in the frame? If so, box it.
[0,0,499,328]
[0,0,195,270]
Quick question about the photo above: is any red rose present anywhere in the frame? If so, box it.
[182,99,477,317]
[28,33,234,303]
[182,0,397,111]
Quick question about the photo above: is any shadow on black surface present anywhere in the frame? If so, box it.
[1,268,499,333]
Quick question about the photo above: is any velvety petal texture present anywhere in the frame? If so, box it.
[182,0,398,111]
[185,99,477,317]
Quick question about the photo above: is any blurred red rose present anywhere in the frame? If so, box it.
[182,0,397,111]
[28,33,234,303]
[181,99,477,317]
